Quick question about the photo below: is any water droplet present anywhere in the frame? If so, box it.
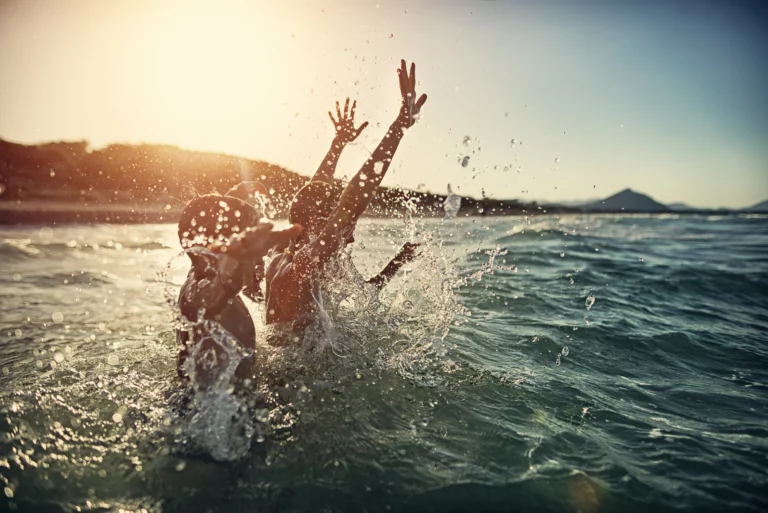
[585,295,595,310]
[176,461,186,472]
[53,352,64,363]
[107,354,119,366]
[14,329,22,337]
[52,312,64,323]
[4,487,13,498]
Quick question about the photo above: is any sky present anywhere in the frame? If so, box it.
[0,0,766,208]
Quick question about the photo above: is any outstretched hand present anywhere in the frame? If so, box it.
[329,98,369,144]
[218,223,303,262]
[396,60,428,128]
[395,242,421,264]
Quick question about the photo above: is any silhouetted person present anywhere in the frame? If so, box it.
[296,96,422,292]
[265,59,427,331]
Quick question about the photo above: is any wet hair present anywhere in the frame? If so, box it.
[289,181,340,235]
[177,194,259,256]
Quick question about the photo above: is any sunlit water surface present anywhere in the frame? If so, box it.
[1,215,767,512]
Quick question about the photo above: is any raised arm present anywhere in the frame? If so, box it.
[367,242,420,290]
[181,223,302,317]
[296,60,427,270]
[311,98,369,184]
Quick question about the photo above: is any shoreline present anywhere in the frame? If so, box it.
[0,201,756,226]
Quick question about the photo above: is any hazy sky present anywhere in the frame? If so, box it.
[1,0,766,208]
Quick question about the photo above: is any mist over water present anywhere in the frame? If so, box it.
[1,215,767,512]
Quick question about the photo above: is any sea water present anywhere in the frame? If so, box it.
[1,214,767,512]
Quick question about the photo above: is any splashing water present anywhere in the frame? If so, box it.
[179,320,255,461]
[443,184,462,220]
[154,222,469,461]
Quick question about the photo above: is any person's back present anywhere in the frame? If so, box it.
[264,251,316,328]
[265,59,427,330]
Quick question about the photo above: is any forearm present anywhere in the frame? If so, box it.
[367,256,405,290]
[334,121,405,223]
[312,138,346,183]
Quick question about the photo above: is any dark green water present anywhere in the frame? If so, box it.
[1,214,766,512]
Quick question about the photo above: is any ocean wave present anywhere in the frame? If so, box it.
[1,216,767,512]
[21,270,118,287]
[0,239,173,261]
[0,238,42,259]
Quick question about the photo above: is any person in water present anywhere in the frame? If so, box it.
[296,96,422,291]
[173,98,378,380]
[175,191,301,384]
[265,59,427,330]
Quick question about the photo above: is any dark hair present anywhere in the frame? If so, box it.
[289,181,340,234]
[177,194,258,254]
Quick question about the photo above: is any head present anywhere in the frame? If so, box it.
[225,181,268,208]
[289,181,353,243]
[178,193,260,257]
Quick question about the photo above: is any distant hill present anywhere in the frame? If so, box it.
[667,202,701,212]
[549,197,601,208]
[582,188,670,212]
[745,200,768,212]
[0,138,573,224]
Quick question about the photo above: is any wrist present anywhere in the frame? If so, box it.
[389,118,408,136]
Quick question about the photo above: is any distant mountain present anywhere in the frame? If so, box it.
[0,138,578,224]
[549,197,601,208]
[745,200,768,212]
[582,188,670,212]
[667,202,701,212]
